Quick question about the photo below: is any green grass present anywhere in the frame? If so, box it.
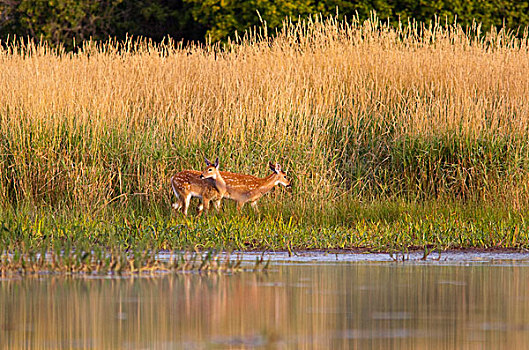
[2,200,528,256]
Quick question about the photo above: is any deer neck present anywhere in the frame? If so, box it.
[213,173,227,194]
[255,173,278,195]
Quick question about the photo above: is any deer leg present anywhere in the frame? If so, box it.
[199,198,210,216]
[172,201,182,211]
[173,192,183,212]
[182,194,191,216]
[171,188,182,212]
[250,201,259,212]
[213,199,222,211]
[236,202,245,211]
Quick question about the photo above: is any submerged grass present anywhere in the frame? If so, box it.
[1,16,529,257]
[0,243,264,277]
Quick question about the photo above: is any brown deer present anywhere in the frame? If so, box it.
[170,158,226,216]
[211,162,292,212]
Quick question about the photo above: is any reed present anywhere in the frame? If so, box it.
[1,15,529,250]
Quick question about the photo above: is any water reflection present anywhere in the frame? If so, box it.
[1,263,529,348]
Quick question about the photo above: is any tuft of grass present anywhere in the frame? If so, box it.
[0,245,265,276]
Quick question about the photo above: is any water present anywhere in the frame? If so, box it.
[2,252,529,349]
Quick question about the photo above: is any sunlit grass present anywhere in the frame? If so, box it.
[1,202,528,256]
[1,15,529,255]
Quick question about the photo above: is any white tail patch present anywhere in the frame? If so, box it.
[171,180,180,200]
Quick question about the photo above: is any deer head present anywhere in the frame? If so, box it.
[269,162,291,189]
[200,157,220,179]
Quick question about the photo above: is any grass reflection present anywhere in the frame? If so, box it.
[1,263,529,348]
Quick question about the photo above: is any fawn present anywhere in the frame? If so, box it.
[170,158,227,216]
[208,161,291,211]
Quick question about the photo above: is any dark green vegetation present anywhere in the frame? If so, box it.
[1,0,528,47]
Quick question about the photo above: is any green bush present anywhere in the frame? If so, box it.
[1,0,529,47]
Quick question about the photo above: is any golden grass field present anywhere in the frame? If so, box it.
[1,15,529,220]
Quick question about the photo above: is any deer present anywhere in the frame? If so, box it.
[170,158,227,216]
[208,161,292,212]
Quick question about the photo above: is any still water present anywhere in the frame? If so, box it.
[1,252,529,349]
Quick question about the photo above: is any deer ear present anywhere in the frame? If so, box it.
[269,162,276,172]
[205,157,211,166]
[214,157,219,168]
[275,163,282,172]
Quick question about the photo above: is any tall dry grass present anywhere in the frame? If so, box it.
[1,15,529,217]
